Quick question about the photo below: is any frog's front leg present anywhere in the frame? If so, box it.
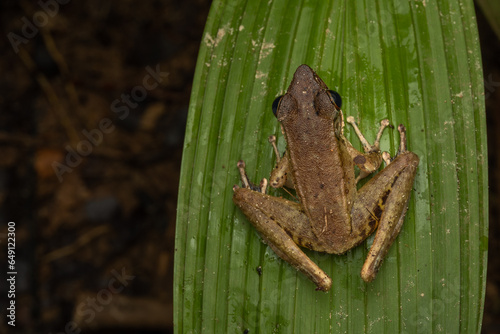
[267,135,295,189]
[345,117,391,181]
[351,124,419,282]
[232,161,332,291]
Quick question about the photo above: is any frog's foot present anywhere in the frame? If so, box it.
[397,124,409,154]
[268,135,280,162]
[382,152,392,166]
[234,160,268,194]
[381,124,410,166]
[346,117,390,153]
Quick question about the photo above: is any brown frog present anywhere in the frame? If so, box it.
[233,64,419,291]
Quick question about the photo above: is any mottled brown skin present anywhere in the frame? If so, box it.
[233,64,419,291]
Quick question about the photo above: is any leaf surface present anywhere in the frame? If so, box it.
[174,0,488,332]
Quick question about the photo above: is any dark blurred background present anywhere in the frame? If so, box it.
[0,1,210,333]
[0,1,498,333]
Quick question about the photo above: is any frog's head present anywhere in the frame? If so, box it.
[272,64,342,123]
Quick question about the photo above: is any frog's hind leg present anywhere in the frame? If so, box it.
[233,160,332,291]
[353,125,419,282]
[232,186,332,291]
[359,153,418,282]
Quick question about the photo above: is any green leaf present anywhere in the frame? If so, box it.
[174,0,488,333]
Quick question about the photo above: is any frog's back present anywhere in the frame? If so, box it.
[276,65,357,242]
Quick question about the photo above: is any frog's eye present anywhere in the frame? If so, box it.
[272,95,283,117]
[327,90,342,109]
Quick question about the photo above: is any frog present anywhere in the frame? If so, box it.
[232,64,419,291]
